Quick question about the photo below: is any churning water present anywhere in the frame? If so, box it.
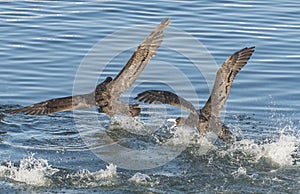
[0,0,299,193]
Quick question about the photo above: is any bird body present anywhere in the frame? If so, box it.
[135,47,255,141]
[7,18,170,118]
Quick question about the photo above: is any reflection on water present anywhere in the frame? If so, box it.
[0,0,299,193]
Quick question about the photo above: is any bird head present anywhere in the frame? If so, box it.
[95,77,113,107]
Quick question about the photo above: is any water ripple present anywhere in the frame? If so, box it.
[0,0,299,192]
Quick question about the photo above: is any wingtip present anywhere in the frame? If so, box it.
[247,46,256,56]
[133,94,139,101]
[245,46,255,52]
[162,17,171,25]
[249,46,255,51]
[158,18,170,29]
[134,90,149,101]
[5,108,21,114]
[5,107,36,115]
[134,91,142,100]
[236,46,255,56]
[242,46,255,50]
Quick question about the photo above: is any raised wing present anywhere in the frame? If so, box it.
[202,47,255,118]
[6,93,95,115]
[135,90,198,115]
[110,18,170,99]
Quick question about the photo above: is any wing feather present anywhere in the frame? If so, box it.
[135,90,198,115]
[110,18,170,98]
[202,47,255,118]
[7,93,95,115]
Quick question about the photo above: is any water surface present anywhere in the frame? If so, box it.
[0,0,299,193]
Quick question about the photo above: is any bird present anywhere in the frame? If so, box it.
[6,18,170,118]
[135,47,255,141]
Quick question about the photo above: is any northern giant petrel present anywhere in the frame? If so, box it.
[135,47,255,141]
[7,18,170,118]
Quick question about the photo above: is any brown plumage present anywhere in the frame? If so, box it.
[135,47,255,141]
[7,18,170,118]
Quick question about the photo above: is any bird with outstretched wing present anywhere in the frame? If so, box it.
[135,47,255,141]
[7,18,170,118]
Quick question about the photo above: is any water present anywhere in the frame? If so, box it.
[0,0,300,193]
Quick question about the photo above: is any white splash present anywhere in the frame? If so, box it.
[67,163,117,187]
[0,154,59,186]
[231,166,247,178]
[166,126,196,145]
[93,163,117,179]
[260,135,298,166]
[128,172,151,185]
[191,135,217,156]
[112,115,148,134]
[226,134,298,166]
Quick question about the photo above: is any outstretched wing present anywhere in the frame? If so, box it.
[110,18,170,99]
[135,90,198,115]
[6,93,95,115]
[202,47,255,118]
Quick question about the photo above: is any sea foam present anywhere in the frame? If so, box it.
[0,154,59,186]
[226,133,298,166]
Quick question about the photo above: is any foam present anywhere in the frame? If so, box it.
[231,166,247,178]
[128,172,151,185]
[0,154,118,188]
[110,116,299,166]
[112,115,148,135]
[67,163,117,187]
[0,154,59,186]
[260,135,298,166]
[163,126,195,145]
[225,134,298,166]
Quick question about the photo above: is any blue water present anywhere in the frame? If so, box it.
[1,0,300,193]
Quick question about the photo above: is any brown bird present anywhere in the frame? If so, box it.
[135,47,255,141]
[7,18,170,118]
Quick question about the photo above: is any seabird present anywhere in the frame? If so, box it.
[7,18,170,118]
[135,47,255,141]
